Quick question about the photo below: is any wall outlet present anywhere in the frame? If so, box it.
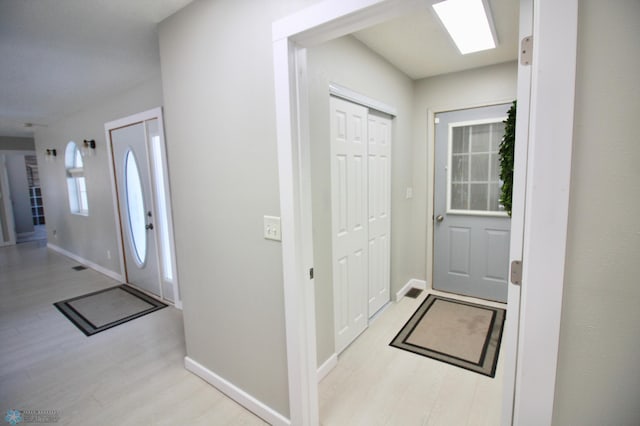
[52,229,57,239]
[107,250,111,260]
[264,215,282,241]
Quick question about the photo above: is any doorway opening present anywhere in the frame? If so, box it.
[0,154,17,246]
[105,107,181,307]
[0,151,47,246]
[305,22,516,426]
[270,0,573,424]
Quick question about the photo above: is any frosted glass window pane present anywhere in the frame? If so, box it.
[489,183,501,211]
[77,177,88,212]
[65,143,76,169]
[65,141,88,215]
[489,153,499,181]
[471,124,491,152]
[452,127,469,153]
[451,154,469,182]
[74,148,83,168]
[491,122,505,150]
[66,179,77,212]
[150,129,173,282]
[448,120,506,213]
[125,150,146,265]
[451,183,468,210]
[469,183,488,210]
[470,154,489,181]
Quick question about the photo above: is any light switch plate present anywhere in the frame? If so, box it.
[264,215,282,241]
[406,187,413,199]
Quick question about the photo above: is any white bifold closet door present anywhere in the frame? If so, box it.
[366,111,391,317]
[330,96,391,354]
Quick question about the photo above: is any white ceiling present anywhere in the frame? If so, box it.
[0,0,518,139]
[353,0,519,80]
[0,0,193,138]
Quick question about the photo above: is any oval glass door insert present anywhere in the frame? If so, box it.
[125,150,147,265]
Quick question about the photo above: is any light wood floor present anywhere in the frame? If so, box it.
[0,242,267,425]
[319,290,505,426]
[0,242,504,425]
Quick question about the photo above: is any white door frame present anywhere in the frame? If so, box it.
[104,107,182,308]
[501,0,532,422]
[510,1,577,424]
[272,1,577,425]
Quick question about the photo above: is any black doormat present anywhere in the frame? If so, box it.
[54,284,167,336]
[390,294,505,377]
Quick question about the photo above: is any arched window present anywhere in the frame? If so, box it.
[65,142,89,215]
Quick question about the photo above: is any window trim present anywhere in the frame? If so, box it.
[65,142,89,216]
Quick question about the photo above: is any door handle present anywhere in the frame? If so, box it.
[435,215,444,223]
[145,223,154,230]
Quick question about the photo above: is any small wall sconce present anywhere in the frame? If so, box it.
[82,139,96,156]
[45,148,57,162]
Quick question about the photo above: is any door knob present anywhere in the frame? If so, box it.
[145,223,154,230]
[435,215,444,223]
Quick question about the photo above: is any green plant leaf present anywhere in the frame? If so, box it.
[499,100,516,216]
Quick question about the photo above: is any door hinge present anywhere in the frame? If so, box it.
[309,267,314,279]
[511,260,523,285]
[520,36,533,65]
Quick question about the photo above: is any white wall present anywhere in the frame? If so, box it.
[412,62,518,284]
[158,0,319,419]
[552,1,640,424]
[306,35,415,365]
[34,74,163,273]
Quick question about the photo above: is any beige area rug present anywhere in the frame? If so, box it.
[54,285,167,336]
[390,294,505,377]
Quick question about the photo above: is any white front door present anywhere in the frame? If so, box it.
[111,122,163,298]
[366,111,391,317]
[433,104,511,302]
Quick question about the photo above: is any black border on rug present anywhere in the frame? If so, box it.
[54,284,168,336]
[389,294,506,378]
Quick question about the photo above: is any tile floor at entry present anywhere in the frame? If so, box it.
[0,242,504,425]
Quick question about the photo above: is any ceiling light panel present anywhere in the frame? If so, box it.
[432,0,497,54]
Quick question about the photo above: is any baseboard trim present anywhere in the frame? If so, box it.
[396,279,427,300]
[317,353,337,382]
[184,356,290,426]
[47,243,123,282]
